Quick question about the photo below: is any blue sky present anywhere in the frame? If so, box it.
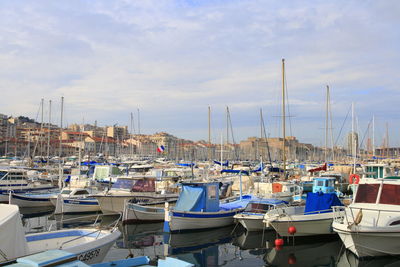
[0,0,399,147]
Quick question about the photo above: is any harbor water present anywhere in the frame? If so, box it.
[19,207,400,267]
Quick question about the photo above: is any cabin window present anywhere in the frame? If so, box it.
[317,181,324,187]
[208,185,217,199]
[61,190,72,194]
[245,203,272,212]
[0,171,8,179]
[379,184,400,205]
[74,190,89,195]
[354,184,380,203]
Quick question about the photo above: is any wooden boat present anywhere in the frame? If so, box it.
[164,182,256,232]
[122,199,176,223]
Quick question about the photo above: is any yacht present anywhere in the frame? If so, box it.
[332,178,400,257]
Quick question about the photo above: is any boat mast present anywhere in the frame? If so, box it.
[352,102,356,173]
[325,86,329,163]
[372,115,375,158]
[208,106,211,163]
[58,96,64,189]
[47,100,51,166]
[282,59,286,179]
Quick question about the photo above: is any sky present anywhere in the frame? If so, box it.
[0,0,399,148]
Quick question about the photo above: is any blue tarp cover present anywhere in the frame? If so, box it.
[221,169,249,175]
[304,192,343,215]
[214,160,229,166]
[220,195,255,211]
[174,186,205,212]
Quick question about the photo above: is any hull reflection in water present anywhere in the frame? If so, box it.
[337,249,400,267]
[264,237,342,266]
[233,229,276,251]
[164,226,235,267]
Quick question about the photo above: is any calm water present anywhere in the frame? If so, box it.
[20,208,400,267]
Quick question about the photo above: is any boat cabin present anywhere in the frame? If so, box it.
[174,182,220,212]
[110,177,156,192]
[312,177,335,194]
[362,163,392,179]
[243,199,287,213]
[353,179,400,205]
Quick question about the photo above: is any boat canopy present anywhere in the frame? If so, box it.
[0,204,28,260]
[174,182,220,212]
[304,192,343,215]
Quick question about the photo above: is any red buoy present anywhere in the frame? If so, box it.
[288,226,297,235]
[288,253,297,264]
[274,238,284,246]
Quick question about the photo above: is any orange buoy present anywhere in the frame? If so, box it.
[274,238,284,246]
[288,226,297,235]
[288,253,297,264]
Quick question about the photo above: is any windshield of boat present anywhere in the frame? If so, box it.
[61,190,72,194]
[354,184,380,204]
[111,179,135,190]
[379,184,400,205]
[244,203,273,213]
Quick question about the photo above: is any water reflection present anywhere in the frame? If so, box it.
[17,207,400,267]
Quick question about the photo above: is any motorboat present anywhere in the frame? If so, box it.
[332,178,400,257]
[93,177,178,214]
[0,204,120,264]
[233,198,287,231]
[0,168,55,202]
[263,177,343,237]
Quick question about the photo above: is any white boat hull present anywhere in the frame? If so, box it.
[267,213,335,237]
[165,208,243,232]
[56,198,101,214]
[9,193,54,207]
[235,213,271,231]
[333,222,400,257]
[123,203,165,223]
[26,228,121,264]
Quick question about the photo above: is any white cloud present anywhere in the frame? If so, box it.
[0,0,399,145]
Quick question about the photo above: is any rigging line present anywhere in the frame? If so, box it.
[283,67,293,137]
[261,109,273,166]
[334,105,351,147]
[359,119,372,149]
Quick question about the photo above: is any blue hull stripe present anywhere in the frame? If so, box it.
[172,211,239,218]
[26,230,103,242]
[12,194,51,202]
[63,199,98,205]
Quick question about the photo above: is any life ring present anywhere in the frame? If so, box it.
[349,174,360,184]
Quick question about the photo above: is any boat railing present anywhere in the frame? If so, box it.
[333,205,398,227]
[58,213,122,249]
[302,208,333,215]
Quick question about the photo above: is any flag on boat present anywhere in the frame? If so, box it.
[157,145,165,153]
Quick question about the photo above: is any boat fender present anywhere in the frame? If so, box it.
[354,209,363,225]
[288,226,296,235]
[349,174,360,184]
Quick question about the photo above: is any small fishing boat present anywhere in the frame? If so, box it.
[164,182,256,232]
[332,178,400,257]
[263,177,343,237]
[0,204,120,264]
[122,198,177,223]
[9,191,57,207]
[234,198,287,231]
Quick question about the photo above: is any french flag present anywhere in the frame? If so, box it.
[157,145,165,153]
